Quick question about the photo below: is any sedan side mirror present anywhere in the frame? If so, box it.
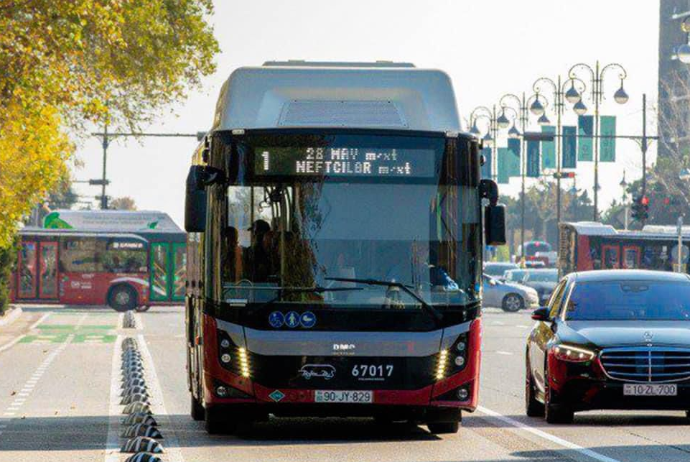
[531,307,551,322]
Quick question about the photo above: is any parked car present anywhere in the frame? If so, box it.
[484,262,519,281]
[505,268,558,305]
[526,270,690,424]
[482,274,539,312]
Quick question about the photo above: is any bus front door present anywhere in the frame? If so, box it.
[17,241,59,301]
[150,242,187,303]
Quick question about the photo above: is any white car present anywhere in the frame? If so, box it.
[482,274,540,312]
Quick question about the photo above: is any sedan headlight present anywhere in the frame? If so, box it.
[552,344,596,363]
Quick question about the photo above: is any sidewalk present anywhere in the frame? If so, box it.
[0,306,48,353]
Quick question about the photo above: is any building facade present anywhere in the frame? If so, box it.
[658,0,690,160]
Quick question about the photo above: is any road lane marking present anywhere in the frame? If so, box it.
[477,406,622,462]
[496,351,514,355]
[103,334,123,462]
[0,312,52,354]
[137,333,185,462]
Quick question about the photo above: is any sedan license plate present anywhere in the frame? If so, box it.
[314,390,373,403]
[623,384,678,396]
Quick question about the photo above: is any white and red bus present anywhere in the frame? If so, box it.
[184,62,506,435]
[558,222,689,275]
[10,211,187,310]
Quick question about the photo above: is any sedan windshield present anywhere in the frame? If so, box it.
[566,281,690,321]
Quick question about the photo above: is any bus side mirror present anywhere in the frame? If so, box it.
[485,204,506,246]
[185,166,208,233]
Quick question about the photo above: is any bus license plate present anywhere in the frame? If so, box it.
[623,384,677,396]
[314,390,373,403]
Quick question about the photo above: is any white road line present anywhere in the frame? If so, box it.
[103,334,123,462]
[495,351,514,355]
[138,333,185,462]
[0,332,74,425]
[477,406,622,462]
[0,312,52,354]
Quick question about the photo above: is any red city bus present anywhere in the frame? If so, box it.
[11,230,151,311]
[184,62,506,435]
[558,222,689,276]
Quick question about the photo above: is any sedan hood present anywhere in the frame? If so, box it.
[564,321,690,348]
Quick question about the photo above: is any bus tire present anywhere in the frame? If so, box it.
[427,421,460,434]
[191,395,205,421]
[502,294,524,312]
[108,284,138,312]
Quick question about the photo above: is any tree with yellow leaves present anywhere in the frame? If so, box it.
[0,0,219,248]
[0,0,219,311]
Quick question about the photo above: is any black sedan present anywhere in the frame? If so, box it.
[526,270,690,423]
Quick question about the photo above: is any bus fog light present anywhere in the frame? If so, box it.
[216,386,228,397]
[456,342,466,352]
[454,356,465,367]
[457,387,469,400]
[220,339,231,349]
[436,350,449,380]
[238,347,251,378]
[221,353,232,364]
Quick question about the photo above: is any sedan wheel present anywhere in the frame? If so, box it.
[502,294,524,312]
[544,370,574,424]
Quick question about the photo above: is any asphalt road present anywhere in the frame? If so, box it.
[0,305,689,462]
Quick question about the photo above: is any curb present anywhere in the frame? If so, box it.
[0,306,22,328]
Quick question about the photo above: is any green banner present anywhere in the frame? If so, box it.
[527,140,540,178]
[600,115,616,162]
[498,145,520,184]
[541,126,556,169]
[497,148,510,184]
[578,115,593,161]
[481,147,492,179]
[507,138,521,177]
[562,126,577,169]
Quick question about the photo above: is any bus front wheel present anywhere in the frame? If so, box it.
[427,421,460,434]
[108,284,138,312]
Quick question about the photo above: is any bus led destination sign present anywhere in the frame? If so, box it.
[255,147,435,178]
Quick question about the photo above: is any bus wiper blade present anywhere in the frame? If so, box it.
[255,286,363,310]
[325,277,443,323]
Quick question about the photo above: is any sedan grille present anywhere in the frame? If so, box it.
[600,347,690,383]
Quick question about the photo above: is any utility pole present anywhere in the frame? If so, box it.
[641,93,648,220]
[100,119,109,209]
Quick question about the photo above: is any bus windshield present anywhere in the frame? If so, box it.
[215,132,481,309]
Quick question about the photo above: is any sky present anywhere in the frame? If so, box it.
[72,0,661,226]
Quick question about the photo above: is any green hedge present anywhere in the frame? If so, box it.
[0,240,17,316]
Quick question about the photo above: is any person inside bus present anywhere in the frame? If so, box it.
[246,219,272,282]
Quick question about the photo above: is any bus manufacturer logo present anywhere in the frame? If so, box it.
[643,331,654,343]
[299,364,336,380]
[333,344,356,351]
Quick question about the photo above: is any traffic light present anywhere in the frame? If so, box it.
[631,195,649,221]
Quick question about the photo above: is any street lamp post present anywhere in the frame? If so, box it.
[569,61,629,221]
[498,92,542,260]
[532,76,586,227]
[469,105,501,180]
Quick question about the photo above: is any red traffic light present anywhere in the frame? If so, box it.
[641,196,649,206]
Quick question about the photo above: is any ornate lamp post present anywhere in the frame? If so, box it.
[469,105,501,179]
[569,61,629,221]
[498,92,544,260]
[531,76,587,226]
